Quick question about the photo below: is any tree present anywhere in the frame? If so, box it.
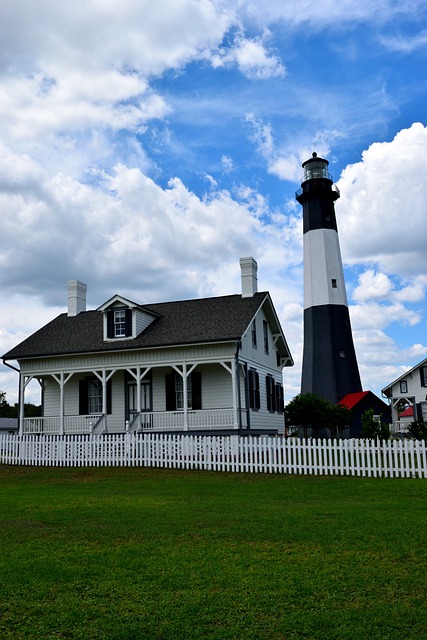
[0,390,13,417]
[360,408,390,440]
[407,419,427,440]
[285,393,351,438]
[0,390,41,419]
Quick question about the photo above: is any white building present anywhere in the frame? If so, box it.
[2,258,293,436]
[382,358,427,432]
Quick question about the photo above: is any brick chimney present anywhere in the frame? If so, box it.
[67,280,87,316]
[240,257,258,298]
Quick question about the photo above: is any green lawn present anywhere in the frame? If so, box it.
[0,465,426,640]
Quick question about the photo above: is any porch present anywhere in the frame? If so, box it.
[22,408,247,435]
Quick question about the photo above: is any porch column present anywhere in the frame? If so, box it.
[51,372,74,435]
[183,362,188,431]
[59,372,65,435]
[231,359,239,429]
[18,373,25,435]
[220,361,239,430]
[101,369,107,429]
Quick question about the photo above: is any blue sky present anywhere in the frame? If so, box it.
[1,0,427,404]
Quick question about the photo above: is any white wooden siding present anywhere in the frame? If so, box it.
[134,309,156,335]
[43,378,60,417]
[20,342,236,375]
[240,306,283,371]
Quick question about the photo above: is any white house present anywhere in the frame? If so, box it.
[382,358,427,432]
[2,258,293,436]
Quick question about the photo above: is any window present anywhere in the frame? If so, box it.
[106,308,132,339]
[331,279,337,288]
[266,376,284,413]
[88,380,103,413]
[114,309,126,337]
[275,383,284,413]
[263,320,269,354]
[266,375,276,412]
[400,380,408,394]
[248,369,260,410]
[251,320,257,347]
[165,371,201,411]
[175,374,192,410]
[128,380,152,414]
[79,378,112,415]
[420,367,427,388]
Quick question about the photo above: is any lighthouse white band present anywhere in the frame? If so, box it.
[303,228,348,309]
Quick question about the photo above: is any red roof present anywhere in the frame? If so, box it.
[338,391,369,409]
[399,406,413,418]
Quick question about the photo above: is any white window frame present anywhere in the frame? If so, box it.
[114,309,126,338]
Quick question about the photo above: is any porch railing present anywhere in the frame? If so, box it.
[22,415,102,434]
[23,409,246,435]
[129,408,243,432]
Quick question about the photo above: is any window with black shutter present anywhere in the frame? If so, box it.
[107,308,133,339]
[420,366,427,388]
[251,320,257,347]
[165,371,202,411]
[275,383,284,414]
[248,369,260,410]
[266,375,276,412]
[263,320,269,354]
[79,377,112,415]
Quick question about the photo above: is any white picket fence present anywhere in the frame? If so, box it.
[1,433,427,478]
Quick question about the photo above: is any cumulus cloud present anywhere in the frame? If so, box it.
[337,123,427,278]
[212,30,285,79]
[353,270,427,304]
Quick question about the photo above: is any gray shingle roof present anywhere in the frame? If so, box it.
[3,292,271,360]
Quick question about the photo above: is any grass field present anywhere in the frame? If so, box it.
[1,465,426,640]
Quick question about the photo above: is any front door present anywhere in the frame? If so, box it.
[127,380,151,422]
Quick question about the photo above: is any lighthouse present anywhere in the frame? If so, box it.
[296,152,362,404]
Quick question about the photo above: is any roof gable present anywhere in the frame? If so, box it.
[382,357,427,396]
[339,390,390,414]
[339,391,370,409]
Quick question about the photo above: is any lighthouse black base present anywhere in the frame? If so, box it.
[301,304,362,404]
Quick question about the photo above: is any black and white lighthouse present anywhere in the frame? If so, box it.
[296,152,362,404]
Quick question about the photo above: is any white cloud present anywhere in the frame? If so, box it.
[230,0,427,29]
[212,31,285,79]
[380,29,427,53]
[0,0,233,76]
[353,269,427,304]
[337,123,427,279]
[351,302,421,332]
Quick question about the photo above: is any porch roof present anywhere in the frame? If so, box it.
[3,292,274,360]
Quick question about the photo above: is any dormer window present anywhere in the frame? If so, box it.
[114,309,126,337]
[98,294,160,342]
[106,307,132,339]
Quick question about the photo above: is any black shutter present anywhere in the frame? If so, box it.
[125,309,132,337]
[255,371,260,409]
[276,383,284,413]
[107,311,114,338]
[165,372,176,411]
[249,370,255,409]
[266,376,272,411]
[79,379,89,415]
[191,371,202,410]
[107,380,112,415]
[420,367,427,388]
[249,370,260,410]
